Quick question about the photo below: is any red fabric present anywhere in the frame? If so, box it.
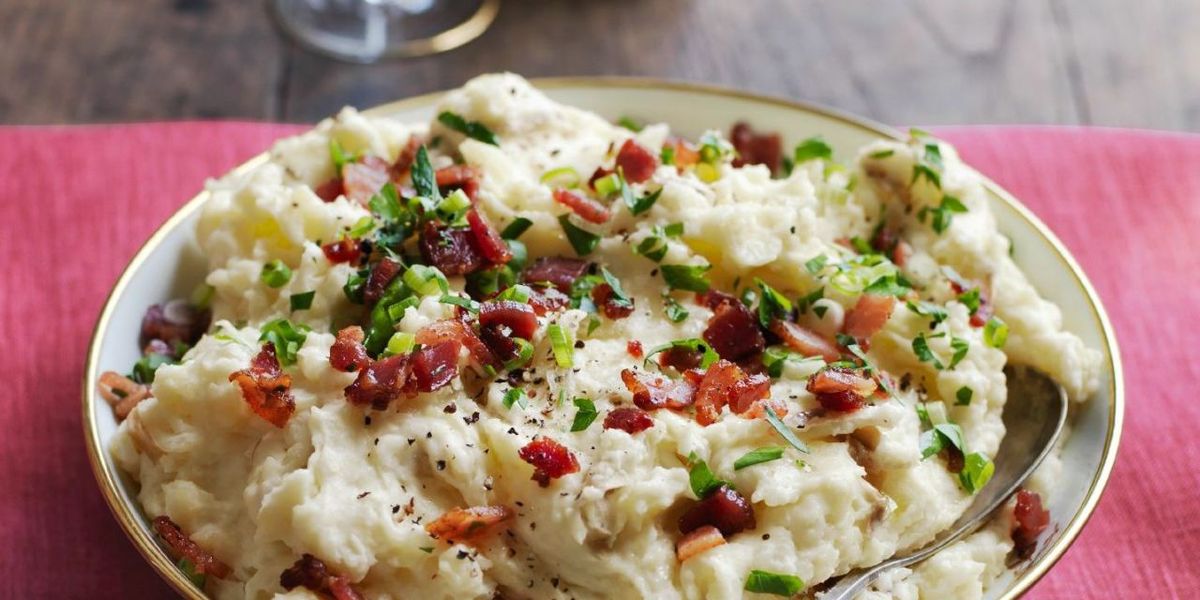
[0,123,1196,598]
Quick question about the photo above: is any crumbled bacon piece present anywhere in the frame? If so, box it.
[658,346,705,372]
[663,138,701,170]
[140,299,210,348]
[425,505,515,545]
[522,256,590,293]
[870,223,900,256]
[726,372,772,415]
[417,319,498,369]
[1012,489,1050,560]
[626,340,644,358]
[697,290,738,310]
[769,319,841,362]
[362,259,402,307]
[329,326,368,372]
[466,209,512,264]
[527,285,571,315]
[314,178,343,202]
[98,371,151,420]
[344,353,410,410]
[553,188,611,224]
[436,164,480,200]
[419,221,485,276]
[703,298,765,361]
[807,366,876,413]
[390,136,422,180]
[692,359,777,424]
[603,407,654,434]
[615,139,658,184]
[729,122,783,175]
[892,240,913,267]
[479,300,538,340]
[620,369,697,411]
[843,294,897,342]
[518,437,580,487]
[342,155,391,205]
[280,554,363,600]
[675,525,726,562]
[322,238,363,265]
[152,516,231,580]
[949,277,994,327]
[229,344,295,427]
[678,485,756,536]
[591,283,634,319]
[406,341,461,393]
[478,323,521,364]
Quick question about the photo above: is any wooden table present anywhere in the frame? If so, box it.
[4,0,1196,130]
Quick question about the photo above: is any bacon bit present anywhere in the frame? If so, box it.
[675,525,726,562]
[280,554,363,600]
[344,354,411,410]
[870,224,900,256]
[425,505,515,545]
[615,139,658,184]
[1012,489,1050,559]
[314,178,343,202]
[390,136,423,180]
[807,366,876,413]
[322,238,363,265]
[626,340,644,358]
[419,221,485,276]
[479,300,538,339]
[693,360,738,425]
[521,256,590,293]
[678,485,756,536]
[478,323,521,364]
[591,283,634,319]
[843,294,897,342]
[891,240,913,268]
[466,209,513,264]
[407,341,461,393]
[726,373,772,415]
[342,155,391,206]
[587,166,613,192]
[436,164,480,200]
[417,319,498,369]
[740,396,789,420]
[697,290,738,310]
[552,188,611,224]
[603,407,655,434]
[770,319,841,362]
[518,436,580,487]
[229,344,295,427]
[152,516,231,580]
[729,122,783,175]
[658,346,705,372]
[663,138,701,170]
[527,285,570,316]
[620,369,697,411]
[140,299,210,348]
[329,326,368,373]
[703,299,765,361]
[98,371,151,420]
[949,277,993,327]
[362,259,403,307]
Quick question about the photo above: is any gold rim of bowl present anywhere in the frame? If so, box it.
[82,76,1125,599]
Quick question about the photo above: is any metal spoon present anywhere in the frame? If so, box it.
[819,366,1067,600]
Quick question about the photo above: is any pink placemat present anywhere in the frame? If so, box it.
[0,122,1196,598]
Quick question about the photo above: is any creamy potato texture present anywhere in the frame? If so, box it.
[112,74,1100,600]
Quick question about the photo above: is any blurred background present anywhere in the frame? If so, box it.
[3,0,1196,129]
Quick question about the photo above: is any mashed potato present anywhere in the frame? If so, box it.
[110,74,1100,600]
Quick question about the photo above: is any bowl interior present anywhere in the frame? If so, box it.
[86,80,1121,600]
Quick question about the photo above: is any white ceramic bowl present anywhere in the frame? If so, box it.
[83,78,1123,599]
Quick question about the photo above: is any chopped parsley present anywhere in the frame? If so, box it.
[733,447,785,470]
[959,452,995,494]
[660,263,712,293]
[984,317,1009,348]
[906,299,948,325]
[557,215,601,256]
[920,422,965,460]
[686,453,728,499]
[792,136,833,163]
[633,222,683,262]
[289,290,316,312]
[437,111,499,146]
[599,267,634,310]
[177,557,207,589]
[755,278,793,328]
[744,570,805,596]
[258,318,310,366]
[411,145,442,203]
[868,148,895,159]
[956,386,974,406]
[260,260,292,288]
[662,294,689,323]
[804,255,828,275]
[912,333,969,370]
[570,397,598,432]
[130,351,177,384]
[616,116,643,132]
[502,387,528,410]
[957,287,982,314]
[918,195,969,234]
[764,406,809,454]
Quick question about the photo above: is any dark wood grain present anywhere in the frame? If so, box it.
[1,0,1196,131]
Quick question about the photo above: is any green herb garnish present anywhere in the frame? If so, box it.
[984,317,1009,348]
[503,387,528,409]
[644,338,719,370]
[686,453,728,499]
[547,323,573,368]
[570,397,598,432]
[289,291,315,312]
[764,406,809,454]
[744,569,805,596]
[557,215,601,256]
[793,136,833,163]
[437,111,499,146]
[260,260,292,288]
[733,447,785,470]
[959,452,995,494]
[955,386,973,406]
[660,263,712,293]
[258,318,311,366]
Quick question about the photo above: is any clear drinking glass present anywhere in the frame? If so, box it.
[268,0,500,63]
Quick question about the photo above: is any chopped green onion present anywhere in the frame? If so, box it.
[733,447,785,470]
[920,423,965,459]
[912,334,942,369]
[763,406,809,454]
[348,215,375,238]
[540,166,581,188]
[948,336,970,369]
[593,173,621,197]
[496,284,533,304]
[912,164,941,189]
[418,546,434,554]
[906,299,948,325]
[868,148,895,159]
[368,183,406,223]
[502,387,528,409]
[437,189,472,222]
[439,295,480,313]
[289,291,316,311]
[384,332,416,356]
[190,283,215,311]
[644,338,718,370]
[403,264,449,296]
[660,144,676,166]
[570,397,598,432]
[130,352,176,384]
[744,570,805,596]
[792,136,833,163]
[557,215,601,256]
[437,111,499,146]
[501,217,533,240]
[616,116,643,132]
[959,452,995,494]
[260,260,292,288]
[956,386,973,406]
[918,195,969,233]
[547,323,573,368]
[663,295,689,323]
[755,278,793,328]
[804,255,829,275]
[686,453,728,499]
[599,268,634,309]
[503,338,535,371]
[329,139,356,176]
[862,273,912,297]
[796,286,825,314]
[984,317,1009,348]
[660,263,711,293]
[258,318,311,366]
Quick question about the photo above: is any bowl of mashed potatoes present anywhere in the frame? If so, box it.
[84,74,1122,600]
